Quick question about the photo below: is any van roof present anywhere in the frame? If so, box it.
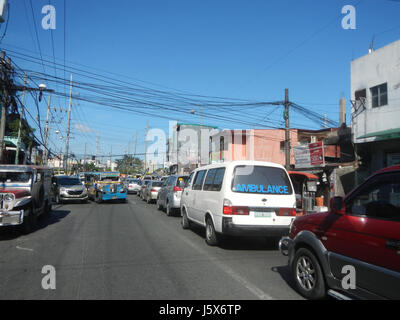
[193,160,286,171]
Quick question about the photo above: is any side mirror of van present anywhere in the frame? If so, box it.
[331,196,345,214]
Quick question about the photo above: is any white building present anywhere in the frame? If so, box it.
[351,39,400,175]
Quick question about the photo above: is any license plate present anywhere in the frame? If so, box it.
[112,196,118,200]
[253,211,272,218]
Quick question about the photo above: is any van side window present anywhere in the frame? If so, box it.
[193,170,207,190]
[212,168,225,191]
[203,169,217,191]
[185,173,194,188]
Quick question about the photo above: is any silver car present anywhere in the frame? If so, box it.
[142,180,163,204]
[52,175,88,204]
[156,175,189,216]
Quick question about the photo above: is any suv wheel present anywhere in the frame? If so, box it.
[157,198,163,210]
[181,209,191,229]
[205,217,218,246]
[292,248,326,299]
[166,202,173,216]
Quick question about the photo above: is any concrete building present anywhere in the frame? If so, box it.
[351,39,400,177]
[167,123,218,174]
[209,128,342,167]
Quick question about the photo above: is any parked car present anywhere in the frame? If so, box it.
[127,179,142,194]
[0,165,53,234]
[180,161,296,246]
[139,180,151,198]
[279,165,400,300]
[157,175,189,216]
[52,175,88,204]
[142,180,163,204]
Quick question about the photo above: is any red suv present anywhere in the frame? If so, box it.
[279,165,400,300]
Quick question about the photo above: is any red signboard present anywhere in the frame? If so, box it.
[293,141,325,169]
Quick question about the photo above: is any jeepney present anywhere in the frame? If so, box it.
[0,165,53,233]
[87,172,127,203]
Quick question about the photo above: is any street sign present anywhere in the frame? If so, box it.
[293,141,325,169]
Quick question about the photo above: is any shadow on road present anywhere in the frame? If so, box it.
[187,223,280,251]
[0,208,70,241]
[271,265,297,292]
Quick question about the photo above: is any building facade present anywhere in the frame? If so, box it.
[351,39,400,177]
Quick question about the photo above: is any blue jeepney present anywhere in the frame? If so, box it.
[86,172,127,203]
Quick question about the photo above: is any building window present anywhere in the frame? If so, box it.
[280,141,285,153]
[220,136,224,161]
[370,83,388,108]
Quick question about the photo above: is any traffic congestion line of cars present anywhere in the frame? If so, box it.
[137,161,400,300]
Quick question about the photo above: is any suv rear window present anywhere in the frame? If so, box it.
[176,176,189,188]
[232,165,293,195]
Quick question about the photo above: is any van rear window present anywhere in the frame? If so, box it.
[232,165,293,195]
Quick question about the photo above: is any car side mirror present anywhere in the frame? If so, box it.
[331,196,345,214]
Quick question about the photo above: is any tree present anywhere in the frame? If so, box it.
[116,155,143,175]
[7,117,37,150]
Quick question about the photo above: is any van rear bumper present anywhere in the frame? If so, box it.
[222,217,290,237]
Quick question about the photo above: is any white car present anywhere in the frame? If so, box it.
[127,179,142,194]
[180,161,297,246]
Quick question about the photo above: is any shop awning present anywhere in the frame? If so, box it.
[357,128,400,140]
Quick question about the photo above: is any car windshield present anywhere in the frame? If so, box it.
[232,165,293,195]
[151,181,162,187]
[0,171,32,183]
[100,177,119,182]
[58,177,82,186]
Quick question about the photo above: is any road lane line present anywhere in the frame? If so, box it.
[16,246,34,252]
[128,200,275,300]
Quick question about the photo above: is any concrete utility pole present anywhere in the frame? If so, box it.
[134,131,138,157]
[15,73,27,164]
[284,88,291,170]
[0,52,9,164]
[144,121,149,174]
[83,143,87,172]
[339,97,346,126]
[43,93,52,164]
[64,74,73,172]
[96,135,99,166]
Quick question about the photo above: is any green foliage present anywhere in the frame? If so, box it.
[116,155,143,175]
[8,118,37,148]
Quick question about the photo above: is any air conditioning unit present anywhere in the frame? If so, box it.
[0,0,8,23]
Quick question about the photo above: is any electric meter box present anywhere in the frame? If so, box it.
[0,0,8,23]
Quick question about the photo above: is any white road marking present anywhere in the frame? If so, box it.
[178,234,275,300]
[16,246,34,252]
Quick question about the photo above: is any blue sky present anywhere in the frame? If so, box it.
[2,0,400,161]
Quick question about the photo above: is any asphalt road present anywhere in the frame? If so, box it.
[0,194,303,300]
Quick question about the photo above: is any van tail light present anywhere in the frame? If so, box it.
[223,199,249,216]
[173,186,182,192]
[276,208,297,216]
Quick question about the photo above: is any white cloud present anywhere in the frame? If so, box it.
[74,123,92,133]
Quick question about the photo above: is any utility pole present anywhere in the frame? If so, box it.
[284,88,291,170]
[0,52,10,164]
[64,74,73,173]
[144,121,149,174]
[15,73,27,164]
[96,135,99,166]
[83,143,87,172]
[43,93,52,164]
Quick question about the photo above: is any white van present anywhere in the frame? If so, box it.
[180,161,297,246]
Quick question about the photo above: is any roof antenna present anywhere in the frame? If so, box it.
[369,36,375,54]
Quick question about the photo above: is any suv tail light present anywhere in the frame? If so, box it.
[276,208,297,216]
[173,186,182,192]
[223,199,249,216]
